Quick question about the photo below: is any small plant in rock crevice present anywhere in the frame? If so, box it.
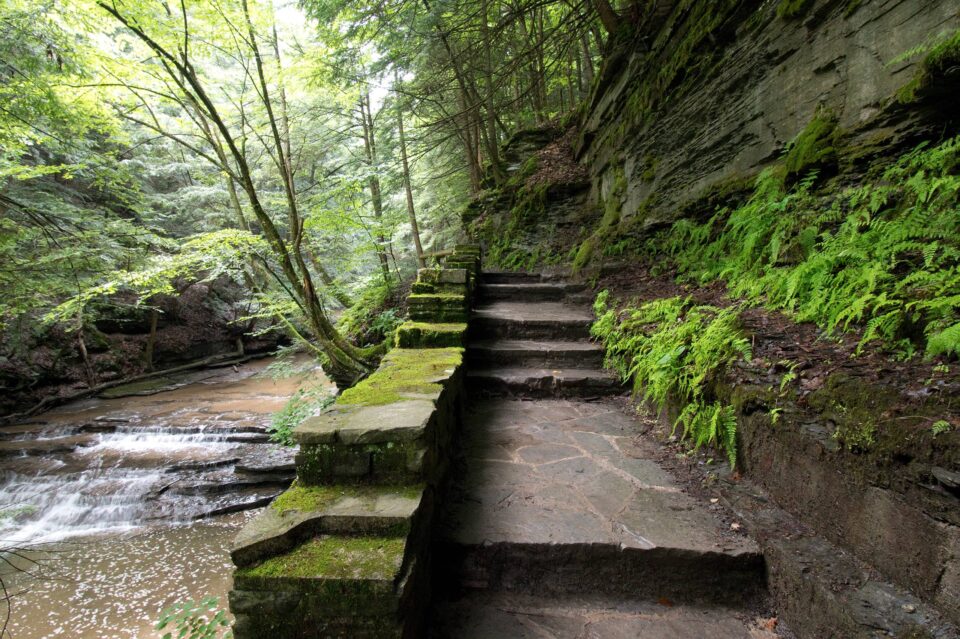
[591,291,751,467]
[269,386,335,446]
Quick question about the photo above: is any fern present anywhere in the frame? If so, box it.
[592,292,749,467]
[927,322,960,358]
[654,135,960,360]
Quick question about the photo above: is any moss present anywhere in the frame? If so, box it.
[394,321,466,348]
[572,237,597,272]
[406,293,465,302]
[506,155,539,187]
[783,111,841,180]
[296,441,424,485]
[807,374,897,454]
[619,0,740,127]
[640,155,659,182]
[410,282,435,294]
[239,535,406,580]
[338,347,462,406]
[407,293,468,322]
[271,483,423,515]
[843,0,862,18]
[776,0,814,19]
[572,166,626,273]
[897,30,960,103]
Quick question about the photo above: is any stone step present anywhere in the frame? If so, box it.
[477,282,585,302]
[480,271,543,284]
[232,531,416,638]
[430,591,779,639]
[466,366,622,398]
[231,483,424,567]
[466,339,605,369]
[470,302,594,340]
[436,399,765,605]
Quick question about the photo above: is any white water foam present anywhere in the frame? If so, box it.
[0,428,238,544]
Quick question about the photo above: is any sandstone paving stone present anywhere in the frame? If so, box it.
[472,301,594,324]
[430,592,779,639]
[437,398,763,602]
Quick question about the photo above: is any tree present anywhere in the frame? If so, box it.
[93,0,378,387]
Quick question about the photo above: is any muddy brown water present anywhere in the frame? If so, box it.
[0,356,330,638]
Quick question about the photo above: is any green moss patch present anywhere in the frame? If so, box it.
[394,321,466,348]
[777,0,814,19]
[897,30,960,103]
[338,347,462,406]
[239,535,406,580]
[573,166,627,273]
[784,111,841,180]
[271,483,423,515]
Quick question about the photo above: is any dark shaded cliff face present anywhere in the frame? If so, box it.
[577,0,960,232]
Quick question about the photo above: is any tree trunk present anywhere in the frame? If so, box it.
[592,0,621,36]
[480,0,502,180]
[581,35,595,94]
[395,82,426,268]
[144,308,159,372]
[99,0,375,389]
[359,93,393,284]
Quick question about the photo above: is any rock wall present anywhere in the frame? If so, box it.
[228,245,481,639]
[578,0,960,232]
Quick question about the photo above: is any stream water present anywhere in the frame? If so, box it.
[0,357,330,638]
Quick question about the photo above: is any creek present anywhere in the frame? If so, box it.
[0,356,329,638]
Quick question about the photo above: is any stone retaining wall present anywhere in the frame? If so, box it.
[228,245,481,638]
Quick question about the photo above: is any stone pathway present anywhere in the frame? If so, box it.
[430,272,780,638]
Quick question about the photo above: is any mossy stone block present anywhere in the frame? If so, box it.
[295,441,426,485]
[394,322,467,348]
[410,282,436,294]
[335,348,462,407]
[296,401,435,446]
[408,293,468,322]
[231,484,423,567]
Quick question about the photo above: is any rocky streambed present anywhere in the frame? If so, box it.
[0,356,328,638]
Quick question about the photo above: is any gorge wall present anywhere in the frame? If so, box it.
[578,0,959,237]
[560,0,960,633]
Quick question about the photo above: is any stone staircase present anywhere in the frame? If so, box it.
[465,272,621,398]
[429,271,776,638]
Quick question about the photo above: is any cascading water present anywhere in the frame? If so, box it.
[0,358,326,639]
[0,426,239,544]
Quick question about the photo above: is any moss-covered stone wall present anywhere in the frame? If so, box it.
[228,245,480,639]
[577,0,960,244]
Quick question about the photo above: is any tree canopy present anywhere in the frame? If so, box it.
[0,0,609,389]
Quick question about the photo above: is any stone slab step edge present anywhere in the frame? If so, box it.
[465,366,623,397]
[479,271,543,284]
[231,487,425,567]
[476,282,586,301]
[469,315,594,340]
[466,340,605,368]
[429,591,778,639]
[434,540,765,606]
